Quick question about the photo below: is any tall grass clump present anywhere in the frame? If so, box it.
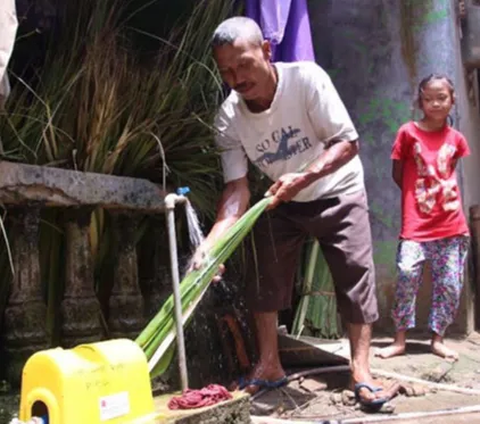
[1,0,228,212]
[0,0,233,347]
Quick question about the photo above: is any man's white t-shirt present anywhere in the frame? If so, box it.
[214,61,365,202]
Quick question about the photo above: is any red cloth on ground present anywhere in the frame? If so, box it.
[167,384,233,410]
[391,122,470,241]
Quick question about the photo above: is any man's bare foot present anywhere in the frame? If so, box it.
[350,366,396,405]
[431,339,459,362]
[230,361,286,395]
[374,343,406,359]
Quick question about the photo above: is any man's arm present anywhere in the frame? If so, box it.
[304,139,359,180]
[267,139,358,209]
[191,176,250,269]
[205,176,251,247]
[392,160,403,189]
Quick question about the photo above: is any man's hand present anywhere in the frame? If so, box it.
[189,244,209,271]
[186,177,250,283]
[188,244,225,283]
[266,140,359,209]
[266,172,313,209]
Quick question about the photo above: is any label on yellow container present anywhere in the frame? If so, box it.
[99,391,130,421]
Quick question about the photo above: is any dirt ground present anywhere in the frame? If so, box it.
[251,332,480,423]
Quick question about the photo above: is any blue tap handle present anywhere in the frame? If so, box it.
[176,187,190,196]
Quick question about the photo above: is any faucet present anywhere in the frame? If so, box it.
[162,187,190,391]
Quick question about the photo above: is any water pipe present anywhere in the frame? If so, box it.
[164,186,191,392]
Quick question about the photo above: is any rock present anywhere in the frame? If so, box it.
[401,383,427,397]
[299,379,328,393]
[330,393,343,404]
[378,402,396,413]
[421,363,453,383]
[412,385,427,396]
[250,399,278,416]
[341,389,356,406]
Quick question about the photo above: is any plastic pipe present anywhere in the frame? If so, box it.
[164,189,190,391]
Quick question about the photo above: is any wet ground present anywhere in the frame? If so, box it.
[251,332,480,423]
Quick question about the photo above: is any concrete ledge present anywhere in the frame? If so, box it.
[0,161,165,212]
[152,392,251,424]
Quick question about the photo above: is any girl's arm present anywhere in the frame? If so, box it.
[392,160,403,189]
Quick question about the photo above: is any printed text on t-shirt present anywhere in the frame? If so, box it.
[253,126,312,169]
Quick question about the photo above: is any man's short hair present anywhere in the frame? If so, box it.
[211,17,263,48]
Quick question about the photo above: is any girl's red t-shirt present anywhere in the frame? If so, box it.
[391,121,470,241]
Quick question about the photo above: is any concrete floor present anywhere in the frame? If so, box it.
[252,332,480,423]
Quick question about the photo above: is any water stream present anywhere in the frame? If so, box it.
[184,199,205,250]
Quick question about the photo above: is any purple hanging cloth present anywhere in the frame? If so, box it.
[245,0,315,62]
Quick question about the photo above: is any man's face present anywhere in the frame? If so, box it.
[214,38,272,101]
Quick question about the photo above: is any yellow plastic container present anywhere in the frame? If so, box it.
[19,339,156,424]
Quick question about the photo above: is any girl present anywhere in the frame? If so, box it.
[376,74,470,361]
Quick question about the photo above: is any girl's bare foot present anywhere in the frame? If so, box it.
[374,331,407,359]
[375,343,406,359]
[431,338,459,362]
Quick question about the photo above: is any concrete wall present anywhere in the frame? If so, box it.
[307,0,480,335]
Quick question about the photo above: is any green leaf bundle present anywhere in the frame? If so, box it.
[136,197,271,378]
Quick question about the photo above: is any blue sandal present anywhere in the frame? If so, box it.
[354,383,389,412]
[238,375,288,390]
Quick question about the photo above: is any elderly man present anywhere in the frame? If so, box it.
[194,16,390,407]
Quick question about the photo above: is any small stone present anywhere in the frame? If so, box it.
[405,386,415,397]
[412,385,427,396]
[379,402,396,413]
[421,363,453,383]
[342,389,356,406]
[331,393,343,404]
[287,380,301,391]
[300,379,327,393]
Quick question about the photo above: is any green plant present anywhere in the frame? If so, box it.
[292,239,340,339]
